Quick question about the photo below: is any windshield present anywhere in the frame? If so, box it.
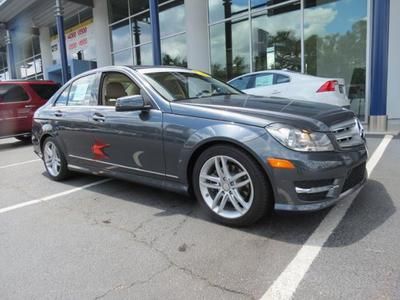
[138,70,241,101]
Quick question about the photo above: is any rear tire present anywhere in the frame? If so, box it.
[42,137,71,181]
[192,145,273,227]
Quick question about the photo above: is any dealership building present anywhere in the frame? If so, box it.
[0,0,398,129]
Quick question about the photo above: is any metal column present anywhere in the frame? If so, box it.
[369,0,390,131]
[55,0,69,84]
[5,29,17,79]
[149,0,161,65]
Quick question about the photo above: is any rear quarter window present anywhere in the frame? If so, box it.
[0,84,29,103]
[30,84,61,100]
[276,74,290,84]
[229,76,251,90]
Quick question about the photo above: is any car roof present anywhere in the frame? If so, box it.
[228,70,299,82]
[129,65,189,71]
[0,80,57,85]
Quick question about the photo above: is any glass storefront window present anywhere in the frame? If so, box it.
[129,0,149,16]
[159,0,185,37]
[209,0,249,23]
[111,20,131,52]
[109,0,129,23]
[134,43,153,65]
[252,3,301,71]
[304,0,368,119]
[161,34,187,67]
[109,0,187,68]
[131,13,152,46]
[210,18,251,81]
[33,36,40,56]
[113,49,133,65]
[251,0,295,9]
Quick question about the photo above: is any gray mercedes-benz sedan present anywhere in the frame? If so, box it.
[32,66,367,226]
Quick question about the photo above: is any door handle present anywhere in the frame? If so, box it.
[271,90,280,94]
[25,105,36,108]
[92,113,106,122]
[54,110,63,117]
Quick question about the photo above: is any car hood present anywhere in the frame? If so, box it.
[170,95,355,132]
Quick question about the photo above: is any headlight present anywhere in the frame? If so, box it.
[266,123,334,152]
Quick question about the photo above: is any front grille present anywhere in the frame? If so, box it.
[342,162,366,192]
[330,119,364,149]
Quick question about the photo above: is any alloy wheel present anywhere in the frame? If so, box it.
[199,155,254,219]
[44,141,62,177]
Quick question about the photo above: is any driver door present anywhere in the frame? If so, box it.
[87,71,165,178]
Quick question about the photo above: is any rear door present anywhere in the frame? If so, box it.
[49,73,100,160]
[0,84,31,137]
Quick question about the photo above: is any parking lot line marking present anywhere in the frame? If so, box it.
[260,135,394,300]
[0,178,112,214]
[0,159,41,169]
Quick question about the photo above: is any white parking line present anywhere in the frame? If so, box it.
[0,159,41,169]
[261,134,393,300]
[0,178,112,214]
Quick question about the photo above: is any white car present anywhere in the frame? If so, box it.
[228,70,350,108]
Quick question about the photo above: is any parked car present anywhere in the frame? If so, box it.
[0,80,60,142]
[228,70,350,108]
[32,66,367,226]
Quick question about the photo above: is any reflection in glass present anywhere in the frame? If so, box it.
[161,34,187,67]
[159,0,185,37]
[252,4,301,71]
[129,0,149,16]
[108,0,129,23]
[134,43,153,65]
[251,0,296,9]
[111,20,131,52]
[209,0,249,23]
[113,49,133,65]
[210,18,250,81]
[304,0,367,119]
[131,13,152,46]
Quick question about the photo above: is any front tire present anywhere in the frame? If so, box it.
[42,137,70,181]
[192,145,273,226]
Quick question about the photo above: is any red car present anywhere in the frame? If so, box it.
[0,80,60,142]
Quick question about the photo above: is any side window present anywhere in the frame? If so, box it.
[101,72,141,106]
[255,73,274,87]
[54,86,70,107]
[229,76,251,90]
[276,74,290,84]
[0,84,29,103]
[30,84,61,100]
[68,74,98,106]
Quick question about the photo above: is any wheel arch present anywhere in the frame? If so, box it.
[40,133,54,152]
[186,138,274,201]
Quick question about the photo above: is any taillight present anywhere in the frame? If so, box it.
[317,80,338,93]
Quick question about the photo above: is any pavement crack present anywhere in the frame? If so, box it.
[93,264,172,300]
[59,207,251,299]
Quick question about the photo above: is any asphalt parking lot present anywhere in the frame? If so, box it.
[1,135,399,300]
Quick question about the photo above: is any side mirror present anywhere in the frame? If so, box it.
[115,95,148,112]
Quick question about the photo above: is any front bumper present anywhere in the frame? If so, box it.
[274,175,366,211]
[247,133,368,212]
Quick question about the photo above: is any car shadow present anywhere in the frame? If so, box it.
[59,171,395,247]
[0,139,32,151]
[324,179,395,247]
